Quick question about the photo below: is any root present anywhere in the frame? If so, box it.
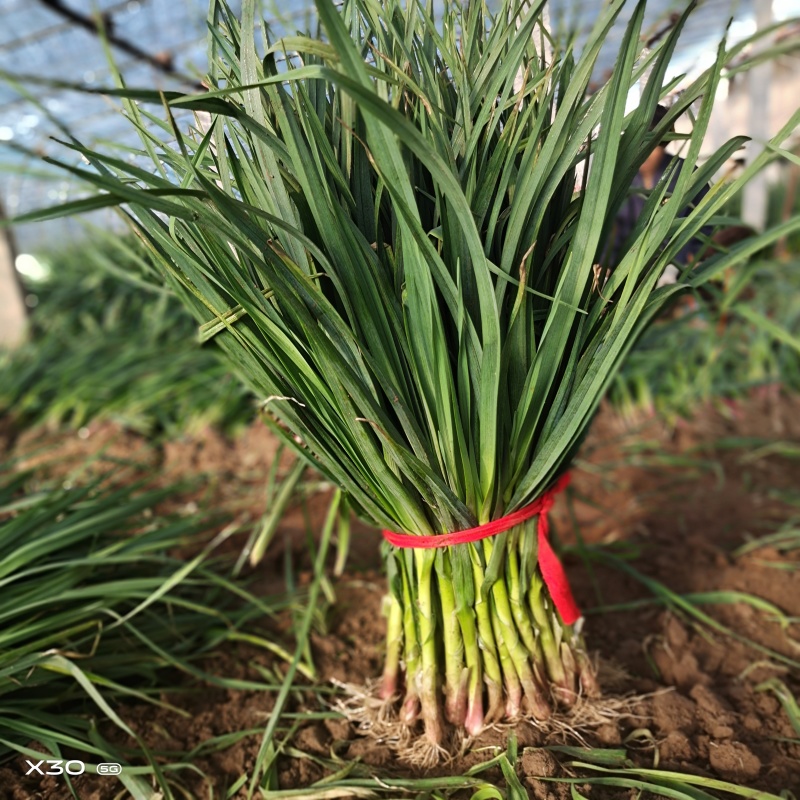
[331,679,412,747]
[524,690,648,748]
[331,658,657,765]
[404,737,450,769]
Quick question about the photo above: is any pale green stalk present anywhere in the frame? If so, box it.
[455,603,484,736]
[399,559,421,724]
[506,527,539,655]
[380,594,403,700]
[470,555,504,722]
[484,539,551,718]
[414,550,443,746]
[492,619,523,718]
[528,569,570,695]
[438,553,467,725]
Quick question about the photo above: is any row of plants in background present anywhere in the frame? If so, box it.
[0,227,253,437]
[612,255,800,417]
[8,224,798,437]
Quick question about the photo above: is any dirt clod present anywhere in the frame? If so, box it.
[708,741,761,781]
[522,748,567,800]
[652,691,698,735]
[521,748,559,778]
[660,730,696,762]
[594,723,623,745]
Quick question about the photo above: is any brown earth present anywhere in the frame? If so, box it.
[1,393,800,798]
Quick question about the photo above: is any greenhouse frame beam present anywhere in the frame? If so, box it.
[37,0,204,89]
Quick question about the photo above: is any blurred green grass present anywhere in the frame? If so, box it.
[0,457,319,798]
[612,255,800,417]
[0,227,254,437]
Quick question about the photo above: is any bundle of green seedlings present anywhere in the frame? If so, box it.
[16,0,800,754]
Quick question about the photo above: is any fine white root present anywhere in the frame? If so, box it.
[330,664,660,765]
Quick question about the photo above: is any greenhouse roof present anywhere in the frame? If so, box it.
[1,0,797,252]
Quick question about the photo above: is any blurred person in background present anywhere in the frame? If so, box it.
[608,104,716,287]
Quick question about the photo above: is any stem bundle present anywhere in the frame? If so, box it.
[380,517,597,744]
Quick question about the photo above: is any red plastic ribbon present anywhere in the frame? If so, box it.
[381,473,581,625]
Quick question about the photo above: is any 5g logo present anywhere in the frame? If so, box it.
[25,760,122,776]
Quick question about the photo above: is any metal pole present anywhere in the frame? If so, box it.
[0,200,28,350]
[742,0,773,231]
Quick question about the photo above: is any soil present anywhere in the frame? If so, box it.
[1,393,800,799]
